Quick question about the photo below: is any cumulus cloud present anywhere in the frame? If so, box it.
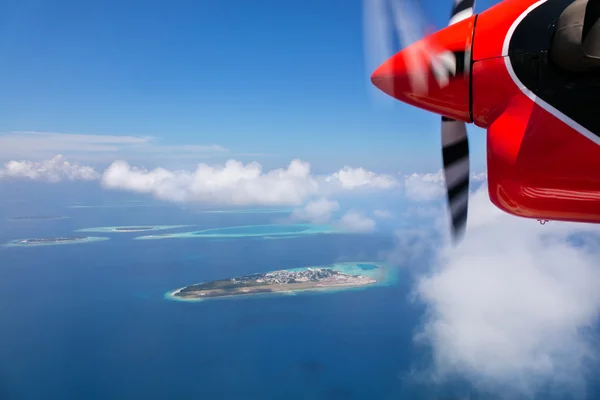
[411,185,600,396]
[402,205,442,219]
[290,200,376,233]
[404,171,446,201]
[101,159,318,206]
[101,159,397,207]
[471,171,488,181]
[290,198,340,224]
[325,166,398,189]
[336,211,376,233]
[0,155,100,182]
[404,170,487,201]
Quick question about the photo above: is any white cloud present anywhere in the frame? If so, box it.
[404,171,446,201]
[337,211,376,233]
[402,205,442,219]
[101,159,319,206]
[0,131,228,162]
[411,185,600,395]
[101,159,397,207]
[471,171,488,181]
[326,166,398,190]
[290,201,376,233]
[291,198,339,224]
[373,209,394,219]
[0,155,100,182]
[404,170,487,201]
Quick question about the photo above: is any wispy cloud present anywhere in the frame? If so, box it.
[0,131,228,162]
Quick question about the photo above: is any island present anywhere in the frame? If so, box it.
[166,262,395,302]
[76,225,192,233]
[3,236,109,247]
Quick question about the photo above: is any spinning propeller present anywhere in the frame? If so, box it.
[363,0,475,243]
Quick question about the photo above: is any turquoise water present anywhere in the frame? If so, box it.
[76,225,192,233]
[135,224,344,240]
[357,263,378,270]
[190,224,313,235]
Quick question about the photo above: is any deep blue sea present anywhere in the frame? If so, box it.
[2,185,598,399]
[0,188,442,400]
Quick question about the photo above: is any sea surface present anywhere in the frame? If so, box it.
[1,189,596,399]
[0,195,432,399]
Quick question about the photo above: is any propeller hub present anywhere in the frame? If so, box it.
[370,15,476,122]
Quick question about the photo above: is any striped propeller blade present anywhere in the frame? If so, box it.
[442,0,474,243]
[449,0,476,26]
[442,117,469,242]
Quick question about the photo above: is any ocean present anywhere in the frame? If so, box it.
[0,193,446,400]
[3,184,600,400]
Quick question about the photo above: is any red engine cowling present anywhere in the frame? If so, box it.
[472,0,600,223]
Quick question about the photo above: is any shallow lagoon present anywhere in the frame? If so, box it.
[76,225,192,233]
[134,224,345,240]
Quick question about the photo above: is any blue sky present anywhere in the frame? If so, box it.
[0,0,500,172]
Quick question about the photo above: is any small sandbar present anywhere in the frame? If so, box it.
[135,224,344,241]
[3,236,109,248]
[76,225,192,233]
[165,262,395,302]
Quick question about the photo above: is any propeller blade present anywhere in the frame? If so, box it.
[442,117,470,242]
[441,0,475,244]
[449,0,476,26]
[361,0,476,242]
[362,0,430,99]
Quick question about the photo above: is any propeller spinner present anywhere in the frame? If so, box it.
[367,0,476,243]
